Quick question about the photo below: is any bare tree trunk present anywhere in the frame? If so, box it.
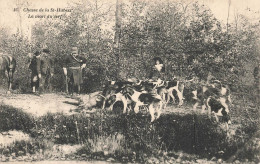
[226,0,231,33]
[114,0,122,80]
[224,0,231,65]
[234,9,239,31]
[16,0,23,37]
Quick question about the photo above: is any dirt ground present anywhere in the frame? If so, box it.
[0,91,191,117]
[0,93,79,117]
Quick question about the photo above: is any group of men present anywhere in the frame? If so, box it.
[28,47,87,94]
[28,50,165,95]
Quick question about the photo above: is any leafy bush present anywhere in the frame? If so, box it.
[0,105,34,133]
[25,109,257,162]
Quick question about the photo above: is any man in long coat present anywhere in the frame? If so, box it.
[63,47,87,94]
[38,49,54,93]
[28,51,40,93]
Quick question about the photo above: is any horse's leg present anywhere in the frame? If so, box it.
[10,68,15,90]
[4,69,9,89]
[8,71,12,91]
[6,69,13,94]
[5,69,10,94]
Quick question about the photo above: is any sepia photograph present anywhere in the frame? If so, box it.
[0,0,259,163]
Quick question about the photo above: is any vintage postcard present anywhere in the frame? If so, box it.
[0,0,259,163]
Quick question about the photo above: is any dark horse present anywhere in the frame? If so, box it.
[0,54,16,93]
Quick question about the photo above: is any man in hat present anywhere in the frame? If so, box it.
[38,48,54,93]
[28,51,41,93]
[149,57,165,80]
[63,47,87,94]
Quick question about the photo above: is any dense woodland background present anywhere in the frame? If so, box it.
[0,0,259,94]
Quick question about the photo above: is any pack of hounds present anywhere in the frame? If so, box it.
[98,77,232,129]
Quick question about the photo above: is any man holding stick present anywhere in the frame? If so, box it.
[63,47,87,95]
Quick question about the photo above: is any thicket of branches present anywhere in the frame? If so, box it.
[0,0,259,93]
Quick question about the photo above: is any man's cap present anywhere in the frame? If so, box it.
[34,51,41,56]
